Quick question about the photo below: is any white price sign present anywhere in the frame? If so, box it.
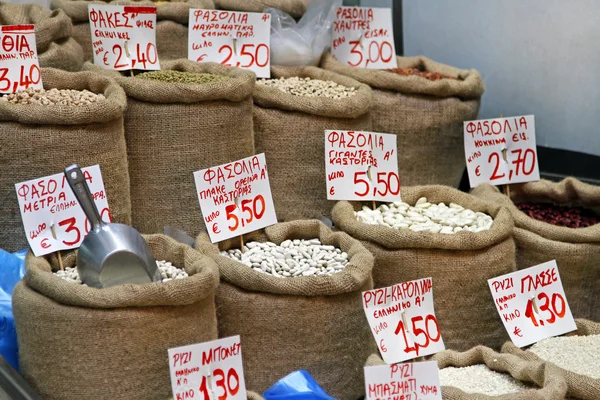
[331,7,397,69]
[188,9,271,78]
[363,278,445,364]
[168,336,247,400]
[0,25,42,93]
[365,361,442,400]
[88,5,160,71]
[15,165,111,257]
[464,115,540,187]
[194,153,277,243]
[488,260,576,348]
[325,130,400,202]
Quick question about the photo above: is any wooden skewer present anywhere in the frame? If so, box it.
[240,234,244,254]
[499,114,511,199]
[124,40,134,78]
[50,224,64,271]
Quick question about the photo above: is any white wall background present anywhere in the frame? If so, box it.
[403,0,600,156]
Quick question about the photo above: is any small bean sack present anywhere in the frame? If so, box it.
[253,66,372,221]
[213,0,306,19]
[13,234,219,400]
[331,185,516,351]
[472,178,600,321]
[52,0,214,62]
[502,319,600,400]
[195,220,377,400]
[0,3,84,71]
[84,60,255,237]
[0,68,130,252]
[321,53,484,188]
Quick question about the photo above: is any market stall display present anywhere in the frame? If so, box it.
[332,186,516,351]
[472,178,600,321]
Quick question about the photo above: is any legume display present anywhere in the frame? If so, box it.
[135,70,230,84]
[386,68,457,81]
[0,88,105,105]
[257,76,357,99]
[53,260,187,284]
[517,202,600,228]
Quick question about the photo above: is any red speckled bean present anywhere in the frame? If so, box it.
[516,202,600,228]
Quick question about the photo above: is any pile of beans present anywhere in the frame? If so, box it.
[516,202,600,228]
[439,365,532,395]
[530,335,600,378]
[220,239,349,277]
[355,197,494,234]
[386,67,457,81]
[135,70,230,84]
[53,260,188,284]
[257,77,357,99]
[0,88,105,105]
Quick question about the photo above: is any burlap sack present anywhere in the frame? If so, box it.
[331,186,516,351]
[0,68,130,252]
[214,0,305,18]
[170,392,264,400]
[321,53,485,188]
[52,0,214,62]
[254,66,372,221]
[502,319,600,400]
[84,60,254,237]
[13,234,219,400]
[472,178,600,321]
[0,2,83,71]
[195,220,377,400]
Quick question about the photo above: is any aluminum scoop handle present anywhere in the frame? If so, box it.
[64,164,104,232]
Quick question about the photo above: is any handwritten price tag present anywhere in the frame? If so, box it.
[15,165,111,257]
[168,336,247,400]
[363,278,445,364]
[365,361,442,400]
[89,5,160,71]
[464,115,540,187]
[488,260,576,348]
[332,7,397,69]
[0,25,42,94]
[194,153,277,243]
[325,130,400,201]
[188,10,271,78]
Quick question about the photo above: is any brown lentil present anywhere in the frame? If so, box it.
[386,67,457,81]
[135,70,230,84]
[517,202,600,228]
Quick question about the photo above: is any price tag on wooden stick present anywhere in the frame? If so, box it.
[364,361,442,400]
[188,10,271,78]
[464,115,540,187]
[325,130,400,202]
[362,278,445,364]
[194,153,277,243]
[488,260,576,348]
[15,165,111,257]
[88,5,160,71]
[168,336,247,400]
[0,25,42,93]
[331,7,397,69]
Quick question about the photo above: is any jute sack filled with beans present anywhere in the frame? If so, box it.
[472,178,600,321]
[213,0,306,18]
[254,66,372,221]
[195,220,377,400]
[13,234,219,400]
[0,3,83,71]
[502,319,600,400]
[84,60,255,237]
[52,0,213,62]
[0,68,130,252]
[321,53,484,188]
[331,185,516,351]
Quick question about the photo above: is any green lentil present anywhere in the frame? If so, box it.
[135,70,229,84]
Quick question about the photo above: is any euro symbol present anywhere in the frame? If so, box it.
[212,223,221,235]
[329,186,335,196]
[475,166,481,177]
[196,54,208,62]
[103,51,109,66]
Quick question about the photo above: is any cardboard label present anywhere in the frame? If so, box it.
[331,7,397,69]
[464,115,540,187]
[325,130,400,201]
[194,153,277,243]
[168,336,247,400]
[15,165,111,257]
[488,260,577,348]
[363,278,445,364]
[188,10,271,78]
[0,25,42,93]
[364,361,442,400]
[89,5,160,71]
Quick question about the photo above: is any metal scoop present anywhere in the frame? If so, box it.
[65,164,160,288]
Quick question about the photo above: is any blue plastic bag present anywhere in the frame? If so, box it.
[0,248,27,370]
[263,370,336,400]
